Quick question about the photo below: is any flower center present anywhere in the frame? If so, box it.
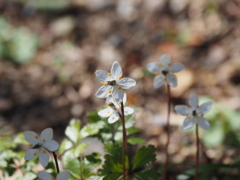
[192,110,197,116]
[107,80,116,85]
[162,70,168,76]
[32,144,42,149]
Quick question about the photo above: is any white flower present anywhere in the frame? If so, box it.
[146,54,185,88]
[175,93,212,130]
[95,61,136,103]
[24,128,59,167]
[38,171,70,180]
[98,94,134,124]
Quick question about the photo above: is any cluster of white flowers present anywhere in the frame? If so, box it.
[96,61,135,123]
[146,54,212,130]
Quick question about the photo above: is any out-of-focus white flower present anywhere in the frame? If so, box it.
[98,94,134,123]
[38,171,70,180]
[24,128,59,167]
[175,93,212,130]
[146,54,185,88]
[95,61,136,103]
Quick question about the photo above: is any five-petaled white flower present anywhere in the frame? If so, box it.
[95,61,136,103]
[38,171,70,180]
[146,54,185,89]
[24,128,59,167]
[98,94,134,123]
[175,93,212,130]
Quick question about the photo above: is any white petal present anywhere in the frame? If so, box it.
[166,73,177,87]
[188,93,199,108]
[108,113,120,123]
[39,147,50,167]
[146,62,161,74]
[117,78,136,89]
[196,116,210,130]
[95,85,112,98]
[40,128,53,142]
[153,74,164,89]
[111,61,122,80]
[24,148,39,160]
[24,131,40,145]
[112,86,124,103]
[95,70,109,82]
[43,140,59,151]
[38,172,52,180]
[197,101,212,114]
[124,107,134,115]
[159,54,171,68]
[175,105,191,116]
[57,171,71,180]
[182,117,194,130]
[168,63,185,73]
[98,107,113,117]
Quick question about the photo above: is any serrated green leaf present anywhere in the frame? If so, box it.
[134,169,158,180]
[132,145,156,171]
[59,139,73,154]
[73,142,87,156]
[65,119,81,143]
[127,137,144,145]
[80,121,105,138]
[98,144,129,179]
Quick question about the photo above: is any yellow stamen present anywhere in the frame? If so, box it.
[101,82,105,85]
[42,139,46,142]
[164,78,166,81]
[118,77,122,80]
[188,105,191,108]
[106,104,110,107]
[107,111,110,113]
[108,73,112,76]
[155,72,160,75]
[33,153,37,156]
[201,114,204,117]
[186,115,189,117]
[168,63,171,66]
[194,120,197,123]
[35,136,38,139]
[52,176,55,179]
[43,150,46,153]
[108,90,112,94]
[115,110,119,112]
[118,87,122,90]
[29,144,33,147]
[197,105,200,108]
[158,64,162,67]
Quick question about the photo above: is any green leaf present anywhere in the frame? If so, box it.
[80,121,105,138]
[87,110,102,123]
[59,139,73,154]
[132,145,156,171]
[126,127,140,135]
[98,144,129,179]
[134,169,158,180]
[127,137,144,145]
[65,119,81,143]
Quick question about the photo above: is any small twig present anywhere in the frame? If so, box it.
[195,125,199,180]
[52,151,60,173]
[162,84,171,180]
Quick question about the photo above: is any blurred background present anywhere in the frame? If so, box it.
[1,0,240,178]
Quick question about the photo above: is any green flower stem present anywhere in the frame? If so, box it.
[120,102,127,180]
[162,84,171,180]
[195,125,199,180]
[52,151,60,173]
